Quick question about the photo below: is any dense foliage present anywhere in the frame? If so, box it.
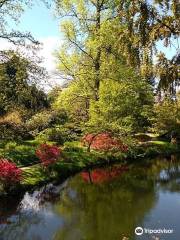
[82,133,128,152]
[0,159,22,190]
[36,144,61,167]
[152,97,180,135]
[52,0,179,143]
[0,51,48,115]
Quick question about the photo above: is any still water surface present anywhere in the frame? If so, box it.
[0,156,180,240]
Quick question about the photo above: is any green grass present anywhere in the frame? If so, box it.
[0,141,38,167]
[138,140,179,157]
[0,140,59,167]
[24,139,58,147]
[150,140,169,145]
[0,139,180,195]
[20,150,121,189]
[22,164,45,186]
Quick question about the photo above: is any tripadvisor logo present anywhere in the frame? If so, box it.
[135,227,143,236]
[135,226,174,236]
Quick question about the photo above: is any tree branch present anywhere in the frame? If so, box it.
[0,31,40,45]
[67,35,94,61]
[0,0,11,8]
[149,6,179,35]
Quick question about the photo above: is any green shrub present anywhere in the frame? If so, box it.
[144,147,160,156]
[1,142,38,167]
[151,98,180,135]
[36,128,64,144]
[4,141,17,151]
[0,110,32,141]
[64,141,84,152]
[36,124,81,145]
[26,111,53,136]
[0,122,31,141]
[26,110,68,137]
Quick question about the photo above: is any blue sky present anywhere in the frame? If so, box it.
[11,2,64,87]
[1,2,63,70]
[15,2,60,39]
[0,2,64,89]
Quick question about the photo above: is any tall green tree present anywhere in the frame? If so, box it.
[55,0,179,96]
[0,51,48,115]
[55,0,120,101]
[55,0,154,133]
[88,70,153,134]
[116,0,180,93]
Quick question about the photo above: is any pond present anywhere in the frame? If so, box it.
[0,155,180,240]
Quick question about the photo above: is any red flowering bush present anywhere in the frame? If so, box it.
[82,133,128,152]
[0,159,22,188]
[36,144,61,167]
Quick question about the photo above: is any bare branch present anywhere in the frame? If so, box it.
[0,0,11,9]
[0,31,40,45]
[67,35,94,61]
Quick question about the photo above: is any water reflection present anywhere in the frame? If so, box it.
[0,156,180,240]
[0,183,67,240]
[81,165,128,184]
[54,165,156,240]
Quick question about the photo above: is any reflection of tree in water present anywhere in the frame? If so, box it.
[0,211,44,240]
[0,184,66,240]
[81,165,129,184]
[156,155,180,192]
[1,157,180,240]
[53,165,157,240]
[0,194,24,225]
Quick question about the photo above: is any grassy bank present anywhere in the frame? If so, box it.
[0,139,180,196]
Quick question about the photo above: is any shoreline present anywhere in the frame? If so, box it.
[1,140,180,197]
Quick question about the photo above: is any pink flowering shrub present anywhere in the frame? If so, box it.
[0,159,22,189]
[36,144,61,167]
[82,133,128,152]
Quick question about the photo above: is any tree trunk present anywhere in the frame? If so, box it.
[94,0,101,101]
